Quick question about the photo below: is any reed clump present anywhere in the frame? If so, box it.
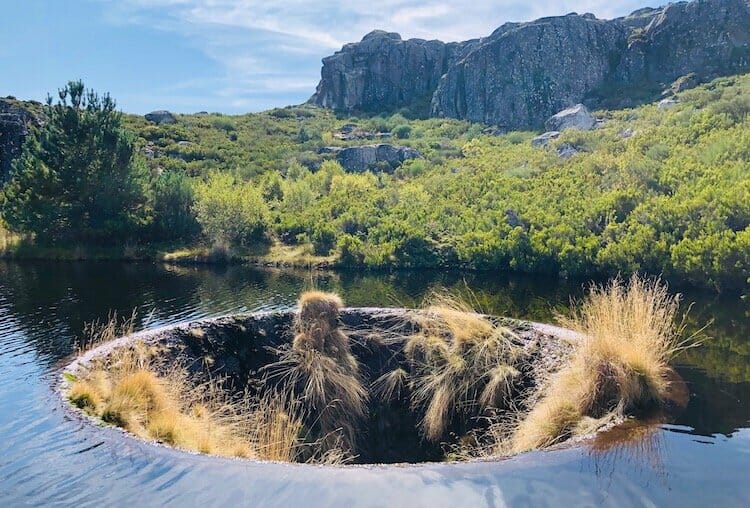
[510,275,691,453]
[400,291,524,441]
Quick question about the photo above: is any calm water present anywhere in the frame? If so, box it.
[0,260,748,507]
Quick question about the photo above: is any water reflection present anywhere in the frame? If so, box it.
[587,420,669,492]
[1,261,748,391]
[0,263,585,365]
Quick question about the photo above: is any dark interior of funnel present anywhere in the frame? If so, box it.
[171,309,457,464]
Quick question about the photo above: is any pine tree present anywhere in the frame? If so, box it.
[0,81,148,243]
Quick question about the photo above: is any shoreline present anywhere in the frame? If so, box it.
[1,242,745,296]
[0,240,335,268]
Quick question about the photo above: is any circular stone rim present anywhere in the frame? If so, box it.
[58,307,592,469]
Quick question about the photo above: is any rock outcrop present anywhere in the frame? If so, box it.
[531,132,560,147]
[545,104,596,132]
[433,14,625,128]
[145,110,177,125]
[0,99,42,182]
[614,0,750,95]
[310,30,477,114]
[556,143,579,159]
[312,0,750,129]
[333,123,391,141]
[321,144,421,172]
[658,98,679,110]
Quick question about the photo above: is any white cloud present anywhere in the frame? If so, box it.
[98,0,655,111]
[111,0,651,44]
[391,4,452,25]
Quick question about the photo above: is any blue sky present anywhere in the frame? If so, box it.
[1,0,654,114]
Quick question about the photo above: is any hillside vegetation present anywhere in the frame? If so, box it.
[2,74,750,292]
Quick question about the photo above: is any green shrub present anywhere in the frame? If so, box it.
[392,124,412,139]
[210,117,236,132]
[312,225,337,255]
[505,132,526,145]
[396,159,428,178]
[337,235,365,265]
[151,171,200,241]
[193,173,269,247]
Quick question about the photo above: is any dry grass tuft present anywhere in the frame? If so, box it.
[372,368,409,401]
[245,391,304,462]
[293,291,353,368]
[66,315,314,462]
[268,348,366,454]
[403,291,523,441]
[267,291,366,456]
[510,275,692,453]
[101,369,172,430]
[69,381,104,412]
[76,310,138,352]
[68,345,308,460]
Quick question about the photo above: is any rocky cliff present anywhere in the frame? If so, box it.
[311,30,477,115]
[612,0,750,95]
[311,0,750,128]
[0,99,42,182]
[432,13,626,127]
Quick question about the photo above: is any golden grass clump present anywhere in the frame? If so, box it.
[69,380,104,412]
[68,348,306,460]
[293,291,354,369]
[66,314,308,461]
[101,369,172,430]
[403,291,523,441]
[245,392,305,462]
[510,275,689,453]
[271,349,366,457]
[269,291,366,456]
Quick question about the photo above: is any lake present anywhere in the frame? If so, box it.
[1,260,748,506]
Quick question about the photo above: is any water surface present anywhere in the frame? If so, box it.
[0,261,748,506]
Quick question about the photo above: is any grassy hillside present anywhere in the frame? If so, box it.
[4,75,750,292]
[122,107,475,178]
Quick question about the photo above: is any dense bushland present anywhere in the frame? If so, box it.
[263,75,748,291]
[2,75,749,291]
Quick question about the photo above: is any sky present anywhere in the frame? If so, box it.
[0,0,655,114]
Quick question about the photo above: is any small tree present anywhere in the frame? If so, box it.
[193,173,269,247]
[0,81,148,243]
